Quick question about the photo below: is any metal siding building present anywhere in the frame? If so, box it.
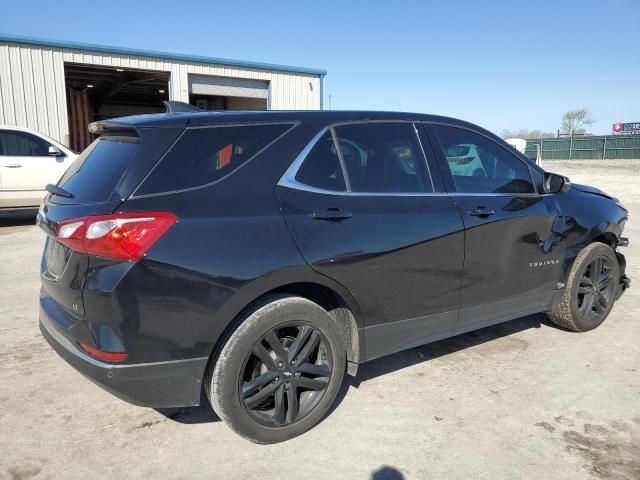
[0,35,325,149]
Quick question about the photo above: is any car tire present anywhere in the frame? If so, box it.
[206,294,346,444]
[549,242,620,332]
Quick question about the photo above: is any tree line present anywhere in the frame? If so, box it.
[502,107,595,139]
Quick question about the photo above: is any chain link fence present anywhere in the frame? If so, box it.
[525,135,640,161]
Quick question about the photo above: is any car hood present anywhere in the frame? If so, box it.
[572,183,615,200]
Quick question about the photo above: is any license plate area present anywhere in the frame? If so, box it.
[43,236,72,280]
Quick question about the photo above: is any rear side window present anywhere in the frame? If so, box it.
[295,130,346,192]
[58,136,139,202]
[333,123,431,193]
[136,123,294,195]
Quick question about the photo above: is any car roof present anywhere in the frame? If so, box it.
[96,110,483,131]
[92,109,542,172]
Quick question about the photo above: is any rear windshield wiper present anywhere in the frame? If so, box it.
[46,184,74,198]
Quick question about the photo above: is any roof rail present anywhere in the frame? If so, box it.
[163,101,202,114]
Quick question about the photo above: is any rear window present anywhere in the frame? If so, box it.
[58,136,139,203]
[135,123,294,196]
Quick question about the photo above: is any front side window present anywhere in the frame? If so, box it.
[0,130,49,156]
[137,123,294,195]
[333,123,431,193]
[433,125,535,194]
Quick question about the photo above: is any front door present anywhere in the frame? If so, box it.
[426,123,566,332]
[276,122,465,360]
[0,129,71,208]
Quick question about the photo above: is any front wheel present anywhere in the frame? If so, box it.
[207,295,346,443]
[549,242,621,332]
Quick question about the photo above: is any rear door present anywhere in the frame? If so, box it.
[0,129,72,208]
[426,123,566,332]
[276,122,465,360]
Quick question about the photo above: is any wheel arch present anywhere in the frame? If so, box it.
[204,267,365,388]
[268,282,362,373]
[591,232,620,248]
[560,215,625,284]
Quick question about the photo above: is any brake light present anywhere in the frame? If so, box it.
[55,212,177,261]
[79,342,129,362]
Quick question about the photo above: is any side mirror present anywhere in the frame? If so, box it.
[48,145,63,157]
[543,172,571,194]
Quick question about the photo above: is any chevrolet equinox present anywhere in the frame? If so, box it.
[38,103,630,443]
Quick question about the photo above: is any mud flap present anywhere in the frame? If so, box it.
[616,251,630,299]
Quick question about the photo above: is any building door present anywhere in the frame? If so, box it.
[189,74,269,110]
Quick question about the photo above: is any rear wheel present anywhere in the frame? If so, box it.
[549,243,620,332]
[207,295,345,443]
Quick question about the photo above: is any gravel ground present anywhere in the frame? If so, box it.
[1,160,639,480]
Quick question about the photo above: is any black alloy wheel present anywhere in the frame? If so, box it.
[239,323,333,427]
[576,255,616,325]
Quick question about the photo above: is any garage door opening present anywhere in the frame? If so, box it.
[188,74,268,112]
[64,64,169,151]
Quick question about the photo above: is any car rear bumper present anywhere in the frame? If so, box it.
[39,302,208,408]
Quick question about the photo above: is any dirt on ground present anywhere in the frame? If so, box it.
[0,160,638,480]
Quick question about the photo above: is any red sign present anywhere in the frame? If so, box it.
[613,122,640,135]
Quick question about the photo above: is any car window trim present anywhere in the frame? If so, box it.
[279,121,436,196]
[412,123,436,192]
[329,126,352,192]
[425,121,540,196]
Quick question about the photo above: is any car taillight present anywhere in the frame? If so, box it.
[55,212,178,261]
[79,342,129,362]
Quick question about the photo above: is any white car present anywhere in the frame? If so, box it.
[0,125,77,214]
[445,143,486,177]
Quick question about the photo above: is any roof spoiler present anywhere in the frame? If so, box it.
[87,102,200,134]
[88,120,138,136]
[163,101,202,113]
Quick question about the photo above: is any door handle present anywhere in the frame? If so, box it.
[2,164,23,168]
[312,208,353,221]
[467,206,496,218]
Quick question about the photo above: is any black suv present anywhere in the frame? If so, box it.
[38,105,629,443]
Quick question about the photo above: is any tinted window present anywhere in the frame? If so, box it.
[0,130,49,156]
[58,136,139,202]
[138,123,293,195]
[295,130,346,192]
[433,125,535,194]
[333,123,431,193]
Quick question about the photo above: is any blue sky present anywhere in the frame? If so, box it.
[1,0,638,135]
